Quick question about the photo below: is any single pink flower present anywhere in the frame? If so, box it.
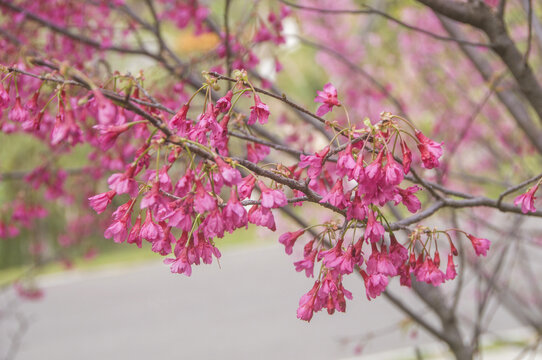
[9,96,29,123]
[401,141,412,174]
[94,91,117,125]
[25,91,39,113]
[467,234,490,256]
[0,81,9,109]
[193,181,216,213]
[415,256,445,286]
[174,169,194,198]
[202,209,225,239]
[165,200,193,232]
[297,281,319,322]
[294,249,317,277]
[223,189,248,232]
[326,244,356,275]
[14,282,44,301]
[416,131,443,169]
[364,210,385,243]
[336,144,356,178]
[246,142,270,163]
[140,209,164,242]
[104,216,129,244]
[248,94,270,125]
[366,245,397,277]
[169,104,190,134]
[164,248,192,276]
[394,186,422,213]
[365,151,384,181]
[108,166,138,198]
[215,157,241,186]
[259,181,288,208]
[127,215,143,248]
[298,146,330,179]
[445,253,457,280]
[93,123,131,150]
[314,83,340,116]
[248,205,276,231]
[360,270,388,300]
[352,152,366,182]
[346,196,367,221]
[278,229,305,255]
[88,190,116,214]
[514,185,538,214]
[216,90,233,113]
[384,152,404,186]
[319,179,348,208]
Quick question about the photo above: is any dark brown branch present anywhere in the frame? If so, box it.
[224,0,233,77]
[279,0,491,47]
[497,0,507,19]
[423,0,542,127]
[415,0,487,27]
[524,0,533,65]
[438,16,542,154]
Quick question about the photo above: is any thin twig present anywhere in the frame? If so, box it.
[496,171,542,207]
[524,0,533,66]
[224,0,233,78]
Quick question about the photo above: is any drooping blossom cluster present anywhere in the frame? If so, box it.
[269,96,489,320]
[0,57,491,319]
[0,1,502,322]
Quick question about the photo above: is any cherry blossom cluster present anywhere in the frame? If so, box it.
[0,1,513,321]
[0,0,294,299]
[0,59,493,319]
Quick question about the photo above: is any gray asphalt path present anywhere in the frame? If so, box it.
[2,244,521,360]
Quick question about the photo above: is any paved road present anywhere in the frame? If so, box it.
[0,244,524,360]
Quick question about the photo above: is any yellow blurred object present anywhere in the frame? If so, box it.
[176,31,220,53]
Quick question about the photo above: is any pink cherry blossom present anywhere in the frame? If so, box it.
[298,146,329,179]
[467,234,491,256]
[238,175,257,200]
[319,179,348,208]
[248,94,269,125]
[445,253,457,280]
[416,131,443,169]
[294,249,317,277]
[127,215,143,248]
[314,83,341,116]
[88,190,116,214]
[259,181,288,208]
[364,210,385,243]
[394,186,422,213]
[279,229,305,255]
[216,90,233,113]
[248,205,276,231]
[8,96,28,123]
[223,189,248,232]
[514,185,538,214]
[361,270,388,300]
[0,81,9,109]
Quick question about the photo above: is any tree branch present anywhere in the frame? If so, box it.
[280,0,491,47]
